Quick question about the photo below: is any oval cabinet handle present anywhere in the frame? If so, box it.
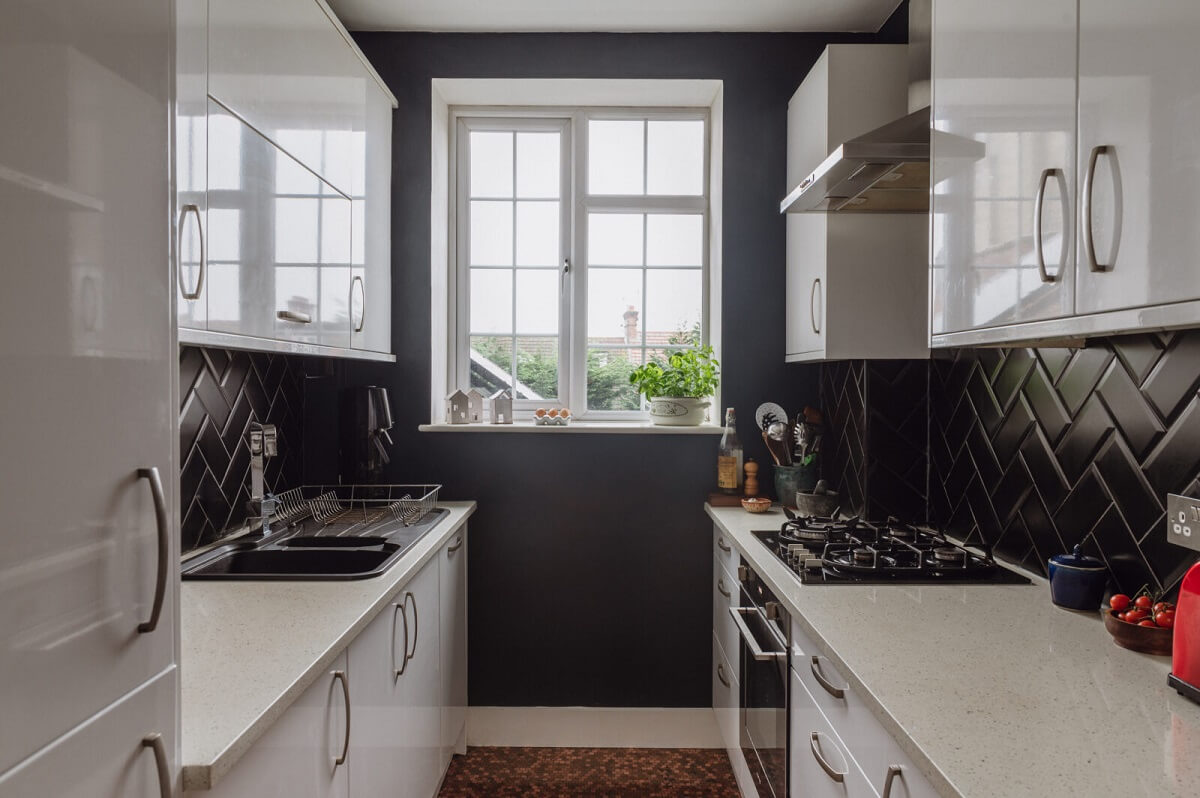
[717,537,731,553]
[277,309,313,324]
[1033,168,1060,284]
[137,468,168,634]
[882,765,904,798]
[810,732,846,783]
[351,275,365,333]
[332,670,350,766]
[178,204,205,300]
[404,591,419,661]
[810,278,822,334]
[810,655,845,699]
[142,733,171,798]
[716,663,730,688]
[1082,144,1113,273]
[717,577,731,598]
[392,601,410,677]
[447,536,463,554]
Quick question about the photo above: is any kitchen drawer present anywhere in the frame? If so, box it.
[713,525,738,578]
[790,668,877,798]
[792,620,937,798]
[712,633,739,754]
[712,552,739,668]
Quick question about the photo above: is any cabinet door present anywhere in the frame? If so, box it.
[397,557,443,798]
[931,0,1077,334]
[440,527,468,768]
[351,79,393,353]
[177,0,208,329]
[208,0,367,195]
[207,99,352,346]
[199,652,349,798]
[346,595,408,796]
[789,669,876,798]
[1076,1,1200,313]
[785,214,826,359]
[0,668,177,798]
[0,0,176,773]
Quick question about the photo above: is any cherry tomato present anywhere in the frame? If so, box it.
[1155,611,1176,629]
[1139,620,1158,628]
[1125,609,1149,623]
[1153,602,1170,614]
[1134,595,1153,610]
[1110,594,1131,612]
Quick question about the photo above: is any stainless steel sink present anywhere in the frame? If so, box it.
[181,507,449,581]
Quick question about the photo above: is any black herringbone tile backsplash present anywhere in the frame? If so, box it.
[820,330,1200,596]
[179,346,311,552]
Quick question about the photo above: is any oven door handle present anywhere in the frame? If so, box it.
[730,607,786,661]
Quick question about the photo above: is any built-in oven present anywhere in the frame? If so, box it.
[731,558,789,797]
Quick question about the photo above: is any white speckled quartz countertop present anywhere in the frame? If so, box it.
[707,504,1200,798]
[180,501,475,791]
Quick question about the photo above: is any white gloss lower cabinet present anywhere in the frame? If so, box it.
[790,669,876,798]
[0,667,177,798]
[439,527,468,767]
[192,653,350,798]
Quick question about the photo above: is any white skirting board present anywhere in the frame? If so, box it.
[466,707,724,748]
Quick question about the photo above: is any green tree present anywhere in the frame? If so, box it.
[470,339,641,409]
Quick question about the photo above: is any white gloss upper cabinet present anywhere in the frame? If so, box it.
[177,0,208,329]
[193,653,350,798]
[208,0,367,195]
[439,527,468,767]
[930,0,1078,335]
[1075,1,1200,315]
[350,79,393,353]
[0,668,178,798]
[0,0,176,775]
[206,99,353,347]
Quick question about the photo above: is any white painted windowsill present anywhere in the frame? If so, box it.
[418,422,724,435]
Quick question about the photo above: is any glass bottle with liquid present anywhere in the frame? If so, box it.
[717,407,743,494]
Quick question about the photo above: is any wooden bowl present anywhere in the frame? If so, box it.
[741,497,772,514]
[1103,609,1173,656]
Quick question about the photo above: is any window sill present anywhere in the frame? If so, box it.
[418,422,724,435]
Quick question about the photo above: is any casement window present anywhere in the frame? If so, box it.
[451,109,711,421]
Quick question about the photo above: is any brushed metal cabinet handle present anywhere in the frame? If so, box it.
[810,278,822,334]
[142,733,172,798]
[332,670,350,766]
[404,591,419,661]
[810,732,846,783]
[277,309,313,324]
[716,663,730,688]
[137,467,168,634]
[447,535,463,554]
[717,577,731,598]
[392,602,409,677]
[729,607,786,661]
[882,765,904,798]
[810,655,845,699]
[178,204,204,300]
[1082,145,1112,273]
[717,537,731,553]
[1033,168,1059,284]
[351,275,365,333]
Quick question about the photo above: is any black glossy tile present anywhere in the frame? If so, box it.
[1053,396,1113,485]
[1097,359,1165,460]
[1056,348,1113,416]
[1143,395,1200,493]
[966,366,1003,435]
[1112,334,1165,385]
[992,457,1033,527]
[1093,437,1163,540]
[992,349,1035,412]
[1091,505,1158,595]
[179,345,205,407]
[1036,348,1073,383]
[1142,332,1200,420]
[1023,365,1071,445]
[1052,469,1110,549]
[991,394,1034,467]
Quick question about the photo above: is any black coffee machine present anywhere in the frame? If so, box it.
[341,385,394,482]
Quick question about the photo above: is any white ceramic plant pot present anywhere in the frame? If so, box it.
[648,396,710,426]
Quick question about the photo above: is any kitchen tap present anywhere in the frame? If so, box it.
[247,421,278,536]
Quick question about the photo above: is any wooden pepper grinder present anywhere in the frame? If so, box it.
[743,459,759,497]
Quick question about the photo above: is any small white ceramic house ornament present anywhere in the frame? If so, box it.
[445,390,470,424]
[465,388,486,423]
[488,389,513,424]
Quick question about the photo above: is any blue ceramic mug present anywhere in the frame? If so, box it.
[1047,546,1108,610]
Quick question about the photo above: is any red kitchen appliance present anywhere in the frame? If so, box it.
[1167,494,1200,705]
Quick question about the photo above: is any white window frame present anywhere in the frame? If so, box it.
[444,100,718,425]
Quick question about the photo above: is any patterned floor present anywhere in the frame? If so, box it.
[437,747,740,797]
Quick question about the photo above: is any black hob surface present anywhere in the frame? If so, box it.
[753,516,1031,585]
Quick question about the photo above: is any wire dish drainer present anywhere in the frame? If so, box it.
[270,484,441,536]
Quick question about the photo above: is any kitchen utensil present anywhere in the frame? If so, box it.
[803,406,824,425]
[795,490,839,518]
[741,497,772,514]
[1047,546,1109,610]
[765,422,791,466]
[774,463,818,508]
[1104,609,1173,656]
[1170,561,1200,703]
[755,402,788,431]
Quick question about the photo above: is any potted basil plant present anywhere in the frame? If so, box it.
[628,346,721,426]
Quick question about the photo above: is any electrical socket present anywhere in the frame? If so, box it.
[1167,494,1200,553]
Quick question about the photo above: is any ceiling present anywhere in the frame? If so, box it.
[325,0,905,33]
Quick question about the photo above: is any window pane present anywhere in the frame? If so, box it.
[646,214,703,266]
[588,268,643,343]
[647,120,704,195]
[587,348,642,411]
[516,201,559,266]
[517,132,560,198]
[470,335,513,393]
[645,269,703,346]
[516,337,558,401]
[588,120,644,195]
[588,214,643,266]
[275,198,318,263]
[470,131,513,197]
[470,201,513,266]
[516,269,558,334]
[470,268,512,333]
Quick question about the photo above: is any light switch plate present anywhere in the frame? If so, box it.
[1167,494,1200,553]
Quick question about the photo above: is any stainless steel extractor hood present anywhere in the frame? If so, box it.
[779,108,931,214]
